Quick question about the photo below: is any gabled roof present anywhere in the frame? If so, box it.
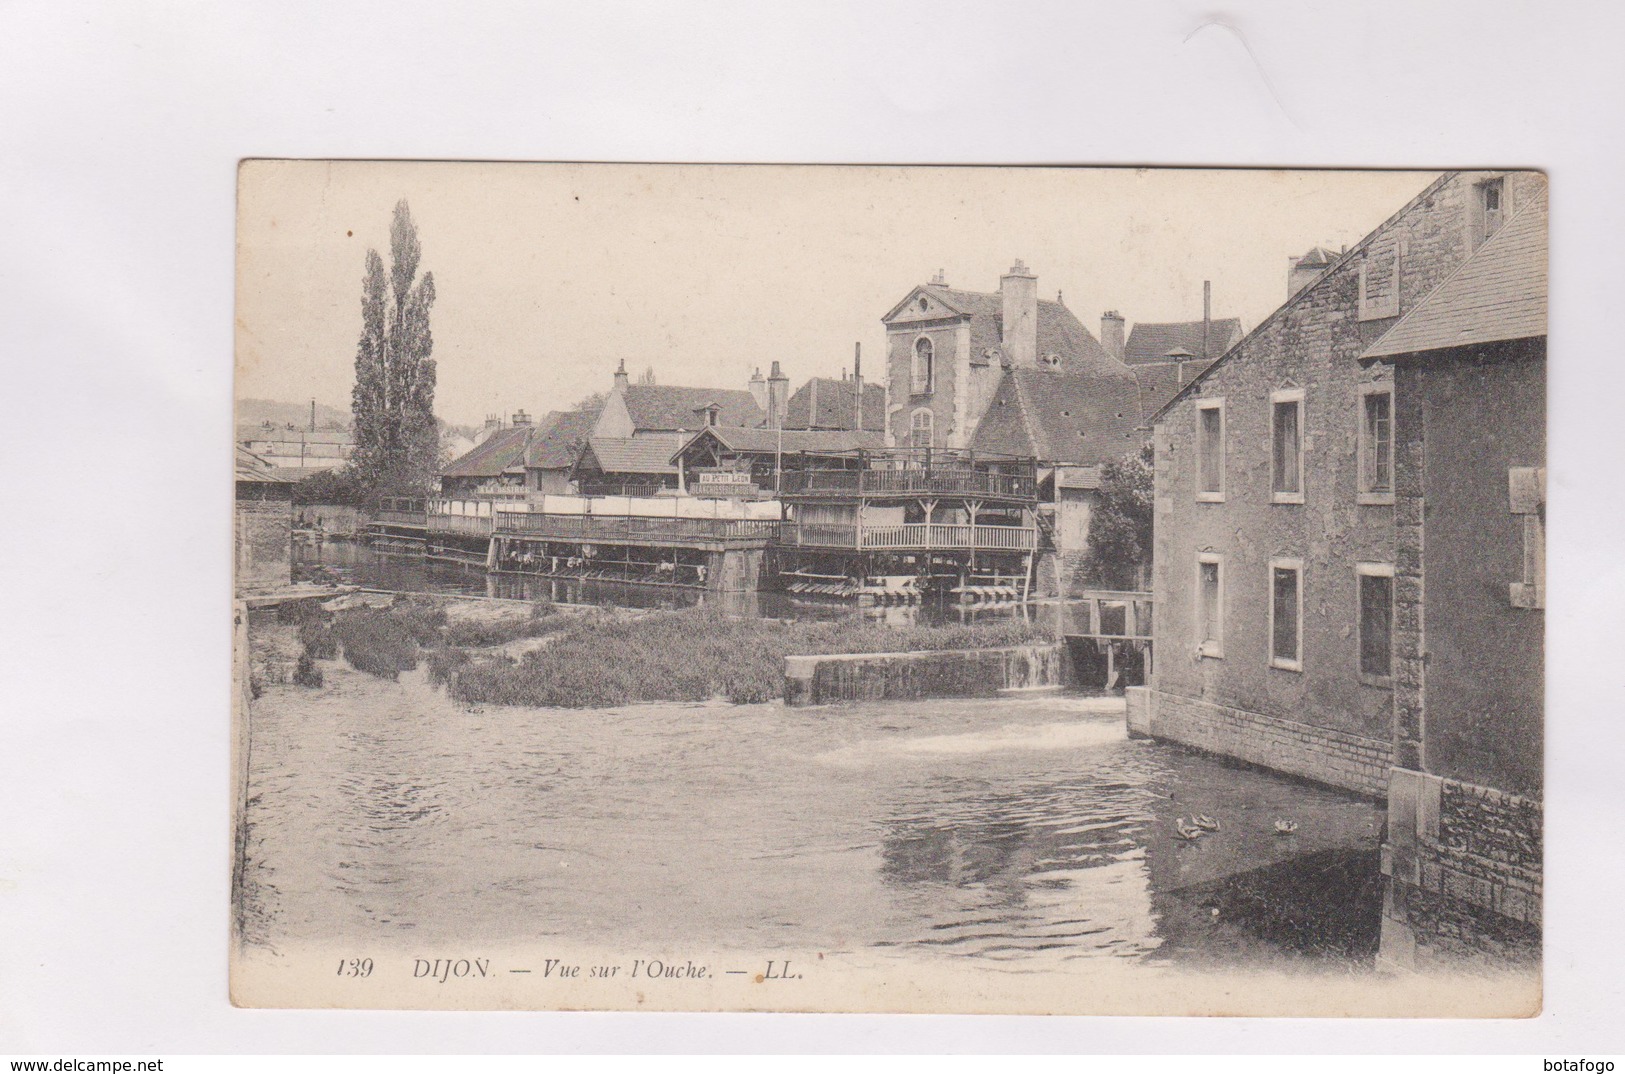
[440,423,536,478]
[1149,171,1457,425]
[1363,190,1547,361]
[1131,359,1217,423]
[672,425,884,462]
[1122,318,1242,365]
[971,366,1144,467]
[579,437,678,475]
[783,378,886,431]
[525,408,599,470]
[620,384,765,431]
[890,282,1119,375]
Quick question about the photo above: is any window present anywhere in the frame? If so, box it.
[910,407,934,449]
[1196,553,1224,658]
[1196,399,1225,501]
[1269,558,1303,671]
[1270,389,1305,503]
[912,336,934,394]
[1481,177,1505,239]
[1357,562,1394,684]
[1358,385,1394,503]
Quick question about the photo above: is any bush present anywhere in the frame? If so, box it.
[424,646,472,689]
[298,620,337,659]
[332,607,423,680]
[293,652,324,688]
[276,597,329,625]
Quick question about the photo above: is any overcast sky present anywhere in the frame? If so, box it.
[236,162,1435,428]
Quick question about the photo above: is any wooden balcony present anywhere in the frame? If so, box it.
[780,467,1036,501]
[374,498,427,528]
[495,513,780,545]
[779,521,1037,552]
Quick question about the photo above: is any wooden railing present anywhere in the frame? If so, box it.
[426,513,496,537]
[781,468,1036,500]
[779,522,1037,552]
[1064,590,1154,641]
[496,514,780,543]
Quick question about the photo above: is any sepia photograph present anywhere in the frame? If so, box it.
[230,161,1545,1016]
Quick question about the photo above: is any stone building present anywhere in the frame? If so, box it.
[1131,169,1545,803]
[234,445,295,593]
[880,264,1149,594]
[1360,189,1546,968]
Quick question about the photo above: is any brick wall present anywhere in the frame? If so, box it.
[1138,688,1391,797]
[1382,767,1542,967]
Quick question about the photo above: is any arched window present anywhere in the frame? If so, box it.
[911,408,934,449]
[912,336,934,394]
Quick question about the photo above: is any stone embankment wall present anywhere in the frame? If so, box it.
[1121,686,1391,798]
[1381,767,1542,968]
[783,644,1065,706]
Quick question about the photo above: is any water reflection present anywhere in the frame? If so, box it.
[294,538,1050,627]
[241,653,1384,970]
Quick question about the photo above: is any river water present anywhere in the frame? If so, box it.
[239,628,1385,972]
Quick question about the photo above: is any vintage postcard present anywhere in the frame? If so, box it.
[232,161,1544,1015]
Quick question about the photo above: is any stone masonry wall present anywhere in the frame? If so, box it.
[1382,767,1542,967]
[1144,689,1392,798]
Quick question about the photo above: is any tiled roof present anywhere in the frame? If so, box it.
[440,424,536,478]
[674,425,884,462]
[1295,245,1341,268]
[1131,359,1217,424]
[235,445,293,483]
[525,408,599,470]
[783,378,886,431]
[1122,318,1242,365]
[971,365,1144,466]
[581,437,679,475]
[621,384,766,431]
[917,286,1117,373]
[1363,190,1547,360]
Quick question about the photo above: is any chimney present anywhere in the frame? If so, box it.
[1101,310,1125,361]
[930,268,948,288]
[613,359,630,393]
[1000,259,1038,368]
[767,360,789,429]
[511,409,531,426]
[747,366,767,410]
[309,398,317,432]
[1203,280,1212,360]
[853,342,864,433]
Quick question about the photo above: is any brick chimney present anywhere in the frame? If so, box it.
[1101,311,1125,361]
[613,359,630,393]
[852,342,864,432]
[1000,259,1038,368]
[511,409,531,426]
[767,360,790,429]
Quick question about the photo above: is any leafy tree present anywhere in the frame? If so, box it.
[350,200,438,499]
[1081,442,1154,590]
[290,467,370,507]
[573,389,609,413]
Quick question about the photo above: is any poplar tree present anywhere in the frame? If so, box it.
[350,199,438,498]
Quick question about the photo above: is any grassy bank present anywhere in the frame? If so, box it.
[446,610,1054,708]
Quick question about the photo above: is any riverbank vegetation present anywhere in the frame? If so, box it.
[259,596,1052,708]
[445,611,1052,708]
